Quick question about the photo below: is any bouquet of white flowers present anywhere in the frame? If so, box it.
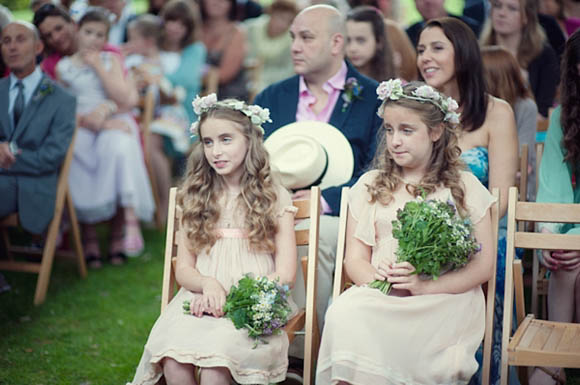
[184,275,292,347]
[370,195,481,295]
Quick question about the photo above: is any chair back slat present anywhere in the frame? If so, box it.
[482,188,500,385]
[515,233,580,250]
[295,229,310,246]
[161,187,178,313]
[293,199,311,219]
[515,202,580,223]
[519,144,528,202]
[332,187,350,300]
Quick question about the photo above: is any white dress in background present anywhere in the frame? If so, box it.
[57,52,155,224]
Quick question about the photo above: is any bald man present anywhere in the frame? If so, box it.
[0,22,75,234]
[254,5,382,349]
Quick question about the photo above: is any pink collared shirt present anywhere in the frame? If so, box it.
[296,61,348,123]
[295,61,348,214]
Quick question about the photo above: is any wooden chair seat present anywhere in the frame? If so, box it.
[508,314,580,367]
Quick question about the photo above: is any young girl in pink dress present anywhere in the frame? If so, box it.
[316,80,496,384]
[130,95,298,385]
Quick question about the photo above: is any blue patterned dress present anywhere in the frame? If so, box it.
[462,147,521,385]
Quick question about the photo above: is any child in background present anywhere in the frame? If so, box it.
[346,6,398,82]
[124,13,191,221]
[130,95,298,385]
[56,7,155,267]
[316,80,496,384]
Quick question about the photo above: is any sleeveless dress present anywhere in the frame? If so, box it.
[57,52,155,223]
[316,170,496,385]
[461,147,520,385]
[129,186,298,385]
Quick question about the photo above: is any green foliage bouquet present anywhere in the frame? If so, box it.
[369,195,481,295]
[183,275,292,347]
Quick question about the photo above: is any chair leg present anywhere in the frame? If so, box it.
[66,190,86,278]
[1,227,13,259]
[33,212,61,305]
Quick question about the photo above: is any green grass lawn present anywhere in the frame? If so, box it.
[0,228,165,385]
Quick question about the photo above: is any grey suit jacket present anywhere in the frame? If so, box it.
[0,73,76,234]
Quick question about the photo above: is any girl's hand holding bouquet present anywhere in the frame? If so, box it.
[186,277,226,318]
[370,194,481,295]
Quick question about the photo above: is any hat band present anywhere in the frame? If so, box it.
[298,147,329,191]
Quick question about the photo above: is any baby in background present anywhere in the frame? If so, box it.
[124,13,190,153]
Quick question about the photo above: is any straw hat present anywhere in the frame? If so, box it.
[264,121,354,190]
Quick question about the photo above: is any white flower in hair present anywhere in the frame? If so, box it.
[192,93,218,115]
[414,85,441,101]
[376,78,403,101]
[190,121,199,136]
[445,96,459,113]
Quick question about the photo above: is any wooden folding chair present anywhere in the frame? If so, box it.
[137,86,164,229]
[0,129,86,305]
[500,187,580,385]
[160,186,321,385]
[332,187,499,385]
[531,142,549,319]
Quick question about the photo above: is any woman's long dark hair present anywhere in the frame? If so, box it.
[419,18,488,132]
[560,29,580,167]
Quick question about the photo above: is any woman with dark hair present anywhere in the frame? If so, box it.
[480,0,560,118]
[345,6,397,82]
[417,17,519,385]
[200,0,248,101]
[482,45,538,200]
[532,29,580,385]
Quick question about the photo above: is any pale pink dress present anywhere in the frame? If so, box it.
[316,170,496,385]
[130,185,298,385]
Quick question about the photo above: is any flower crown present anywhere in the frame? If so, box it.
[190,93,272,136]
[376,79,461,125]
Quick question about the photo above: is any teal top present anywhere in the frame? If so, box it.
[165,42,207,123]
[536,106,580,235]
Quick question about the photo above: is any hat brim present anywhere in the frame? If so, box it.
[264,121,354,190]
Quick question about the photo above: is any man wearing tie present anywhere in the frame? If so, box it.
[0,21,75,234]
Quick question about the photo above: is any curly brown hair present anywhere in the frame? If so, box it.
[369,82,468,215]
[560,29,580,167]
[177,104,279,254]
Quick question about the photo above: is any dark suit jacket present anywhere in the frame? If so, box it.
[0,74,76,234]
[254,62,382,215]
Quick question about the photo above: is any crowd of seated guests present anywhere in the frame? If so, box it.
[1,0,579,383]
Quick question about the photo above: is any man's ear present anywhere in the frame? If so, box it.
[34,39,44,56]
[330,32,344,56]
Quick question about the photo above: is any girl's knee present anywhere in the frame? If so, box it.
[162,357,195,383]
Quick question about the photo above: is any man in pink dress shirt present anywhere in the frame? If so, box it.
[254,5,382,359]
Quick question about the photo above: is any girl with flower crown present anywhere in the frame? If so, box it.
[417,18,520,385]
[129,95,298,385]
[316,80,496,384]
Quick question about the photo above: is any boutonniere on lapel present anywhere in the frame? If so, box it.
[32,78,54,102]
[341,77,363,112]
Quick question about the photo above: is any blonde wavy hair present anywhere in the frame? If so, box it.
[369,82,468,216]
[177,105,279,254]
